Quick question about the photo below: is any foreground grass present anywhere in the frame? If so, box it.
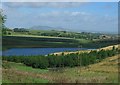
[46,55,119,83]
[2,54,119,83]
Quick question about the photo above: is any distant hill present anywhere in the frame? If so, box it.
[30,26,66,31]
[28,25,117,34]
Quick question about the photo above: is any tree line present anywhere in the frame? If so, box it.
[31,31,101,40]
[2,46,119,69]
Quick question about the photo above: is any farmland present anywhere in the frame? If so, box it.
[2,34,119,50]
[2,27,119,50]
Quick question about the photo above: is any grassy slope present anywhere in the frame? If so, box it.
[2,61,50,83]
[2,54,119,83]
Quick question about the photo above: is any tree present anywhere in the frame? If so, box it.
[0,9,7,35]
[0,9,6,28]
[13,28,29,32]
[112,46,115,51]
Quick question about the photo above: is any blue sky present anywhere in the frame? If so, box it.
[2,2,118,33]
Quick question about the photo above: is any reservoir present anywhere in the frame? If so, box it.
[2,48,91,56]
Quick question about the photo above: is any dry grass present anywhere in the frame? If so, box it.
[85,55,119,73]
[43,54,119,83]
[98,44,119,51]
[2,66,49,83]
[52,44,119,56]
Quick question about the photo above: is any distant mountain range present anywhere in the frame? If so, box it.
[30,26,66,31]
[29,25,117,34]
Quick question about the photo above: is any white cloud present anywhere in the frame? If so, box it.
[71,12,88,16]
[71,12,80,16]
[3,2,85,8]
[37,11,88,17]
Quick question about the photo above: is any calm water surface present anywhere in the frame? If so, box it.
[2,48,91,56]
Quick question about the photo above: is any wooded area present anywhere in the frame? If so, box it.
[3,46,119,69]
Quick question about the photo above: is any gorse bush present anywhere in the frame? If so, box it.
[2,46,119,69]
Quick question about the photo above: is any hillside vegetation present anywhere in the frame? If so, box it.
[2,54,119,83]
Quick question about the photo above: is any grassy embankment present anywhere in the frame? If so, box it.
[2,45,119,83]
[52,44,119,55]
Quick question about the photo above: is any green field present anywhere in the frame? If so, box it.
[2,35,119,50]
[2,61,49,83]
[2,35,80,50]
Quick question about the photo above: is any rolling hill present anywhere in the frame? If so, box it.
[30,25,65,31]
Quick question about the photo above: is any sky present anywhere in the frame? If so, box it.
[1,2,118,33]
